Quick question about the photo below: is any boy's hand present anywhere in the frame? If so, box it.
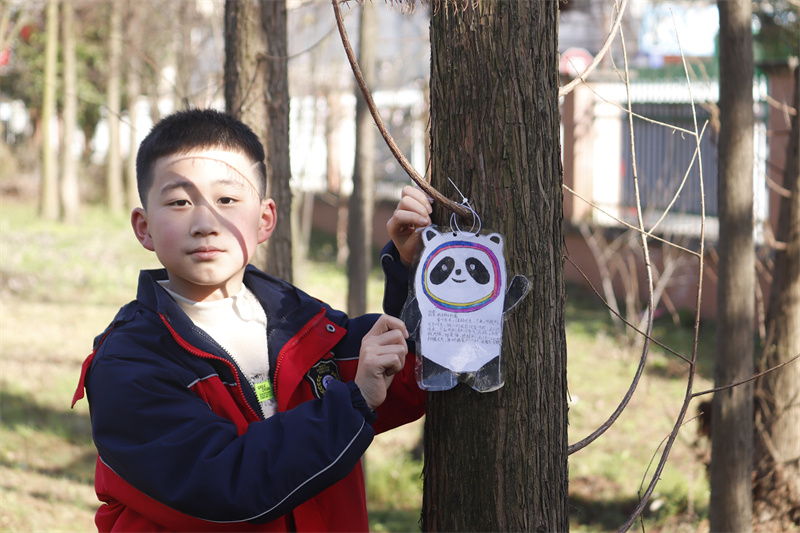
[354,315,409,411]
[387,186,433,267]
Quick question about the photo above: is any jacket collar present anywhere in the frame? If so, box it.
[134,266,328,361]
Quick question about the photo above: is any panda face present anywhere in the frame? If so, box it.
[429,256,491,287]
[421,241,502,312]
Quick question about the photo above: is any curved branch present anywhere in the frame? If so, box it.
[331,0,472,218]
[568,16,655,458]
[692,352,800,398]
[617,14,707,530]
[558,0,629,98]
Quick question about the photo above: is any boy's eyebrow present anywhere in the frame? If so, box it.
[159,179,196,195]
[157,176,248,196]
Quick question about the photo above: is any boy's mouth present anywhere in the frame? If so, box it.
[189,246,223,260]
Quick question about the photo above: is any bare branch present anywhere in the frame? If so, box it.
[559,0,629,98]
[616,12,708,530]
[562,184,701,257]
[564,254,692,364]
[331,0,472,218]
[692,353,800,398]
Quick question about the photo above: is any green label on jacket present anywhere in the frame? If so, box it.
[254,380,275,403]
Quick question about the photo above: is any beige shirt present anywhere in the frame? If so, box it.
[161,282,277,419]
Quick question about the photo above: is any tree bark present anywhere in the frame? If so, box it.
[711,1,755,531]
[754,59,800,527]
[40,0,59,221]
[60,0,80,223]
[174,0,194,111]
[106,0,124,214]
[421,3,568,531]
[224,0,293,283]
[260,0,293,283]
[125,0,143,210]
[347,2,377,316]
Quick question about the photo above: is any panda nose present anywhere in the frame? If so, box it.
[455,269,462,275]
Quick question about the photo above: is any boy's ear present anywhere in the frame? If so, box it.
[258,199,277,244]
[131,207,155,251]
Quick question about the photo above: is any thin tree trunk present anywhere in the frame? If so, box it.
[347,2,377,316]
[40,0,59,221]
[754,59,800,527]
[106,0,124,214]
[60,0,80,223]
[260,0,293,283]
[422,3,568,530]
[711,1,755,531]
[125,0,143,210]
[174,0,194,110]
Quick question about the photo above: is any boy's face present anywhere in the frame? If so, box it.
[131,149,275,302]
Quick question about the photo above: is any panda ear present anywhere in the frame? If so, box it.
[488,233,503,246]
[423,228,441,244]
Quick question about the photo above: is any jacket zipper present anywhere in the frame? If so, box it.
[160,314,262,422]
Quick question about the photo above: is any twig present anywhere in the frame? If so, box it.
[559,0,629,98]
[646,121,710,234]
[564,255,692,365]
[691,353,800,398]
[617,11,707,531]
[562,184,701,258]
[331,0,471,218]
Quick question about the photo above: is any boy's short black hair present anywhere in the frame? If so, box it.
[136,109,267,207]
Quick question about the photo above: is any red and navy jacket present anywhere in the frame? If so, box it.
[72,244,425,532]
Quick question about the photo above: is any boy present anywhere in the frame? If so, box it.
[72,109,434,531]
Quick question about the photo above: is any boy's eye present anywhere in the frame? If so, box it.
[219,197,237,205]
[170,199,190,207]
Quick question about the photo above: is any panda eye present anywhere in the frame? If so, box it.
[430,257,455,285]
[465,257,490,285]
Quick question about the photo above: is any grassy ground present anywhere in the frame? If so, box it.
[1,196,717,532]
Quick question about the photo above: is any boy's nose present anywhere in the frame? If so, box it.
[191,205,220,236]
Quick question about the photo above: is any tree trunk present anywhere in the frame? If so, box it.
[754,59,800,527]
[224,0,293,282]
[106,0,124,214]
[60,0,80,223]
[125,0,143,210]
[174,0,194,111]
[347,2,377,316]
[40,0,59,221]
[260,0,293,283]
[711,1,755,531]
[421,3,568,531]
[225,0,266,144]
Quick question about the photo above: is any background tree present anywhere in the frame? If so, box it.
[60,0,80,222]
[347,1,377,317]
[174,0,195,110]
[105,0,123,213]
[124,0,142,211]
[421,2,568,530]
[39,0,59,221]
[260,0,293,283]
[224,0,293,282]
[754,58,800,526]
[710,0,755,531]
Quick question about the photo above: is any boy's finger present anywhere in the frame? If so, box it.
[403,186,434,213]
[405,184,433,203]
[391,208,430,230]
[372,315,409,338]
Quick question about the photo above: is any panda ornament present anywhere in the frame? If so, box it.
[402,227,530,392]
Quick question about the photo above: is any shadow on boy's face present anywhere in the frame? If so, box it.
[143,152,271,269]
